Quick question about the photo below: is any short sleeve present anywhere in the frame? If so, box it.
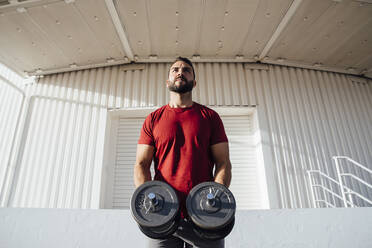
[138,114,155,146]
[210,111,228,145]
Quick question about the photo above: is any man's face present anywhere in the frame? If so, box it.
[167,61,195,94]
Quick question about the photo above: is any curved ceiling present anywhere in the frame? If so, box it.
[0,0,371,78]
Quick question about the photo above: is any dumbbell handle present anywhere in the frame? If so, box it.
[206,193,215,206]
[148,193,158,205]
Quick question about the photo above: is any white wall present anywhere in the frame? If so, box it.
[0,62,371,209]
[0,207,371,248]
[0,63,26,206]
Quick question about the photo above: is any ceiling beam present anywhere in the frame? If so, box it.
[259,0,303,60]
[262,57,372,79]
[0,0,60,12]
[26,55,372,81]
[104,0,134,61]
[26,57,257,76]
[27,58,131,76]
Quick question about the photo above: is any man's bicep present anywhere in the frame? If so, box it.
[135,144,154,168]
[210,142,230,166]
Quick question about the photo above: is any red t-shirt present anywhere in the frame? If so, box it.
[138,102,228,218]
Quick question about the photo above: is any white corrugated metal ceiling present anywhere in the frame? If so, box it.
[0,0,371,78]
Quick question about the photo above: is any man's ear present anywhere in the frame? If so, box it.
[193,80,197,88]
[166,79,170,88]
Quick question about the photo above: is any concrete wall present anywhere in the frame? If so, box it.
[0,207,371,248]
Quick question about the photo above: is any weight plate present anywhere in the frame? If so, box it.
[131,181,180,228]
[192,217,235,241]
[186,182,236,230]
[138,214,180,239]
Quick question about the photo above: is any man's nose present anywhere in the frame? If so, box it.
[176,70,184,77]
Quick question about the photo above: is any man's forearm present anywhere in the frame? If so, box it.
[134,164,152,188]
[133,144,154,188]
[214,162,232,188]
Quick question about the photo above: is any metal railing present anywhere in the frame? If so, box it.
[307,170,350,208]
[333,156,372,207]
[307,156,372,208]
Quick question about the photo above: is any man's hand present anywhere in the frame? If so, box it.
[134,144,154,188]
[211,142,232,187]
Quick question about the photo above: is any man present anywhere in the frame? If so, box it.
[134,57,232,247]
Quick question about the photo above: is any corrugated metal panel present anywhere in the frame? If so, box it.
[3,62,371,209]
[254,66,372,208]
[85,63,257,109]
[0,63,25,206]
[9,69,108,208]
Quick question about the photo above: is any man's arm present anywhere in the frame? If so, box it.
[134,144,154,188]
[211,142,232,187]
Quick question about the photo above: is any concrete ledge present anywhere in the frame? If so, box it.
[0,207,371,248]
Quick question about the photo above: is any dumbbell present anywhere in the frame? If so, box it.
[130,181,180,239]
[186,182,236,240]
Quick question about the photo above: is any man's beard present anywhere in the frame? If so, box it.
[168,76,194,94]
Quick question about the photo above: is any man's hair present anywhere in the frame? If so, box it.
[169,56,195,80]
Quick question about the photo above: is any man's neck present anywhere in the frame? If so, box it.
[168,92,193,108]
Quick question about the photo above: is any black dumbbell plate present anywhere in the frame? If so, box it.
[131,181,179,228]
[186,182,236,230]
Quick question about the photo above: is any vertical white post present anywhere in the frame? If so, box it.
[307,171,317,208]
[321,187,328,208]
[334,157,348,208]
[347,191,354,208]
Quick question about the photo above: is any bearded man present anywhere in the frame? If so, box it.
[134,56,232,248]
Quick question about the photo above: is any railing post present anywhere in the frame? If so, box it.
[333,157,348,207]
[346,191,354,208]
[307,171,317,208]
